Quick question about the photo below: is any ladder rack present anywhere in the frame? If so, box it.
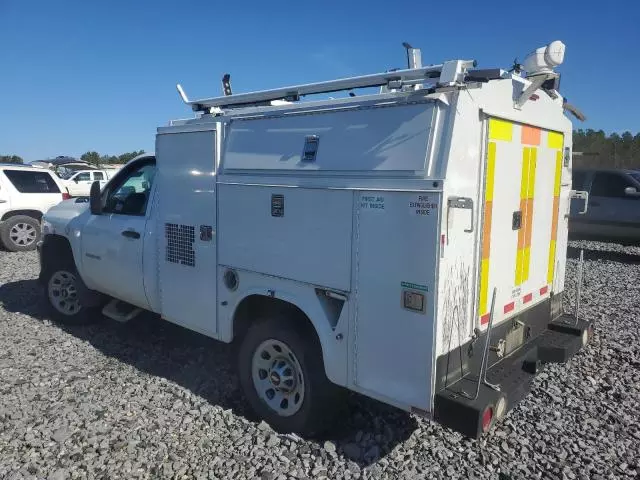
[179,59,477,112]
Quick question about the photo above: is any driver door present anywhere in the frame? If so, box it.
[587,171,640,240]
[81,159,156,309]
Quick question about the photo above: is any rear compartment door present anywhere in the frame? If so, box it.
[351,190,440,412]
[478,118,565,327]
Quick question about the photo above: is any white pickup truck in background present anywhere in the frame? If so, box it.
[60,169,114,197]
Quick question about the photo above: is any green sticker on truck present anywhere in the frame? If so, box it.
[401,281,428,292]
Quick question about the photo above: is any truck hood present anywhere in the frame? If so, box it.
[43,198,90,230]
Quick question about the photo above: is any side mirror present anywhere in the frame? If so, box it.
[89,181,102,215]
[73,177,79,183]
[624,186,640,197]
[570,190,589,214]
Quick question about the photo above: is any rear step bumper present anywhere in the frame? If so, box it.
[433,314,593,438]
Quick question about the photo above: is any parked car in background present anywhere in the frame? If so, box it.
[60,169,113,197]
[31,156,94,179]
[0,164,68,251]
[569,168,640,243]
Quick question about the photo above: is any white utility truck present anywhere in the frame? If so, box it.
[38,41,592,437]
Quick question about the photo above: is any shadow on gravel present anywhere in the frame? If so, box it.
[0,278,417,467]
[567,245,640,264]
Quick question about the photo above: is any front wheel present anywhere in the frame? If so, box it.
[43,265,102,325]
[238,315,341,436]
[0,215,41,252]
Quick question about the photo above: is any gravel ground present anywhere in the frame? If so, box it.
[0,240,639,480]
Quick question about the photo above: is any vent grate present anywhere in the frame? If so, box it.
[165,223,195,267]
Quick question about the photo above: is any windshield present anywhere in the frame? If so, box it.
[54,165,92,179]
[630,172,640,184]
[55,168,74,180]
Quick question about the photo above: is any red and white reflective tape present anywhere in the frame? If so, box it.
[480,285,551,326]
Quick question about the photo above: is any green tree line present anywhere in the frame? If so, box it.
[80,150,146,167]
[1,151,145,166]
[0,155,24,164]
[573,130,640,169]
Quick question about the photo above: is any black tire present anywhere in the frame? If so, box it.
[0,215,41,252]
[42,260,103,325]
[238,315,341,436]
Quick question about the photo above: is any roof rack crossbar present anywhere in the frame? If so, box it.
[184,61,476,112]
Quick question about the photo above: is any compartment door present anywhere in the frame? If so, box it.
[478,119,565,327]
[477,118,521,326]
[352,191,440,411]
[155,130,219,337]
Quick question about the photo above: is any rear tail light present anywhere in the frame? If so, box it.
[481,406,494,433]
[62,192,71,200]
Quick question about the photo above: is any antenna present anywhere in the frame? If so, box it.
[563,98,586,122]
[402,42,422,70]
[508,58,522,74]
[176,84,189,104]
[402,42,423,90]
[222,74,232,96]
[402,42,413,69]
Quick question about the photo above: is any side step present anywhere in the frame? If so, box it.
[537,315,593,363]
[102,299,142,323]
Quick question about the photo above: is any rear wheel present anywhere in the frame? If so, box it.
[43,262,103,325]
[238,315,340,436]
[0,215,41,252]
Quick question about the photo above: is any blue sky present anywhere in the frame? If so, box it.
[0,0,638,161]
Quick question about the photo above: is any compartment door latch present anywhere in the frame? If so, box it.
[512,211,522,230]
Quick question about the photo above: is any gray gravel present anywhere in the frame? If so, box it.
[1,240,639,479]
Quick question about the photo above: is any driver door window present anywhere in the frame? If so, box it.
[590,173,632,198]
[76,172,91,182]
[103,162,156,216]
[587,172,638,232]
